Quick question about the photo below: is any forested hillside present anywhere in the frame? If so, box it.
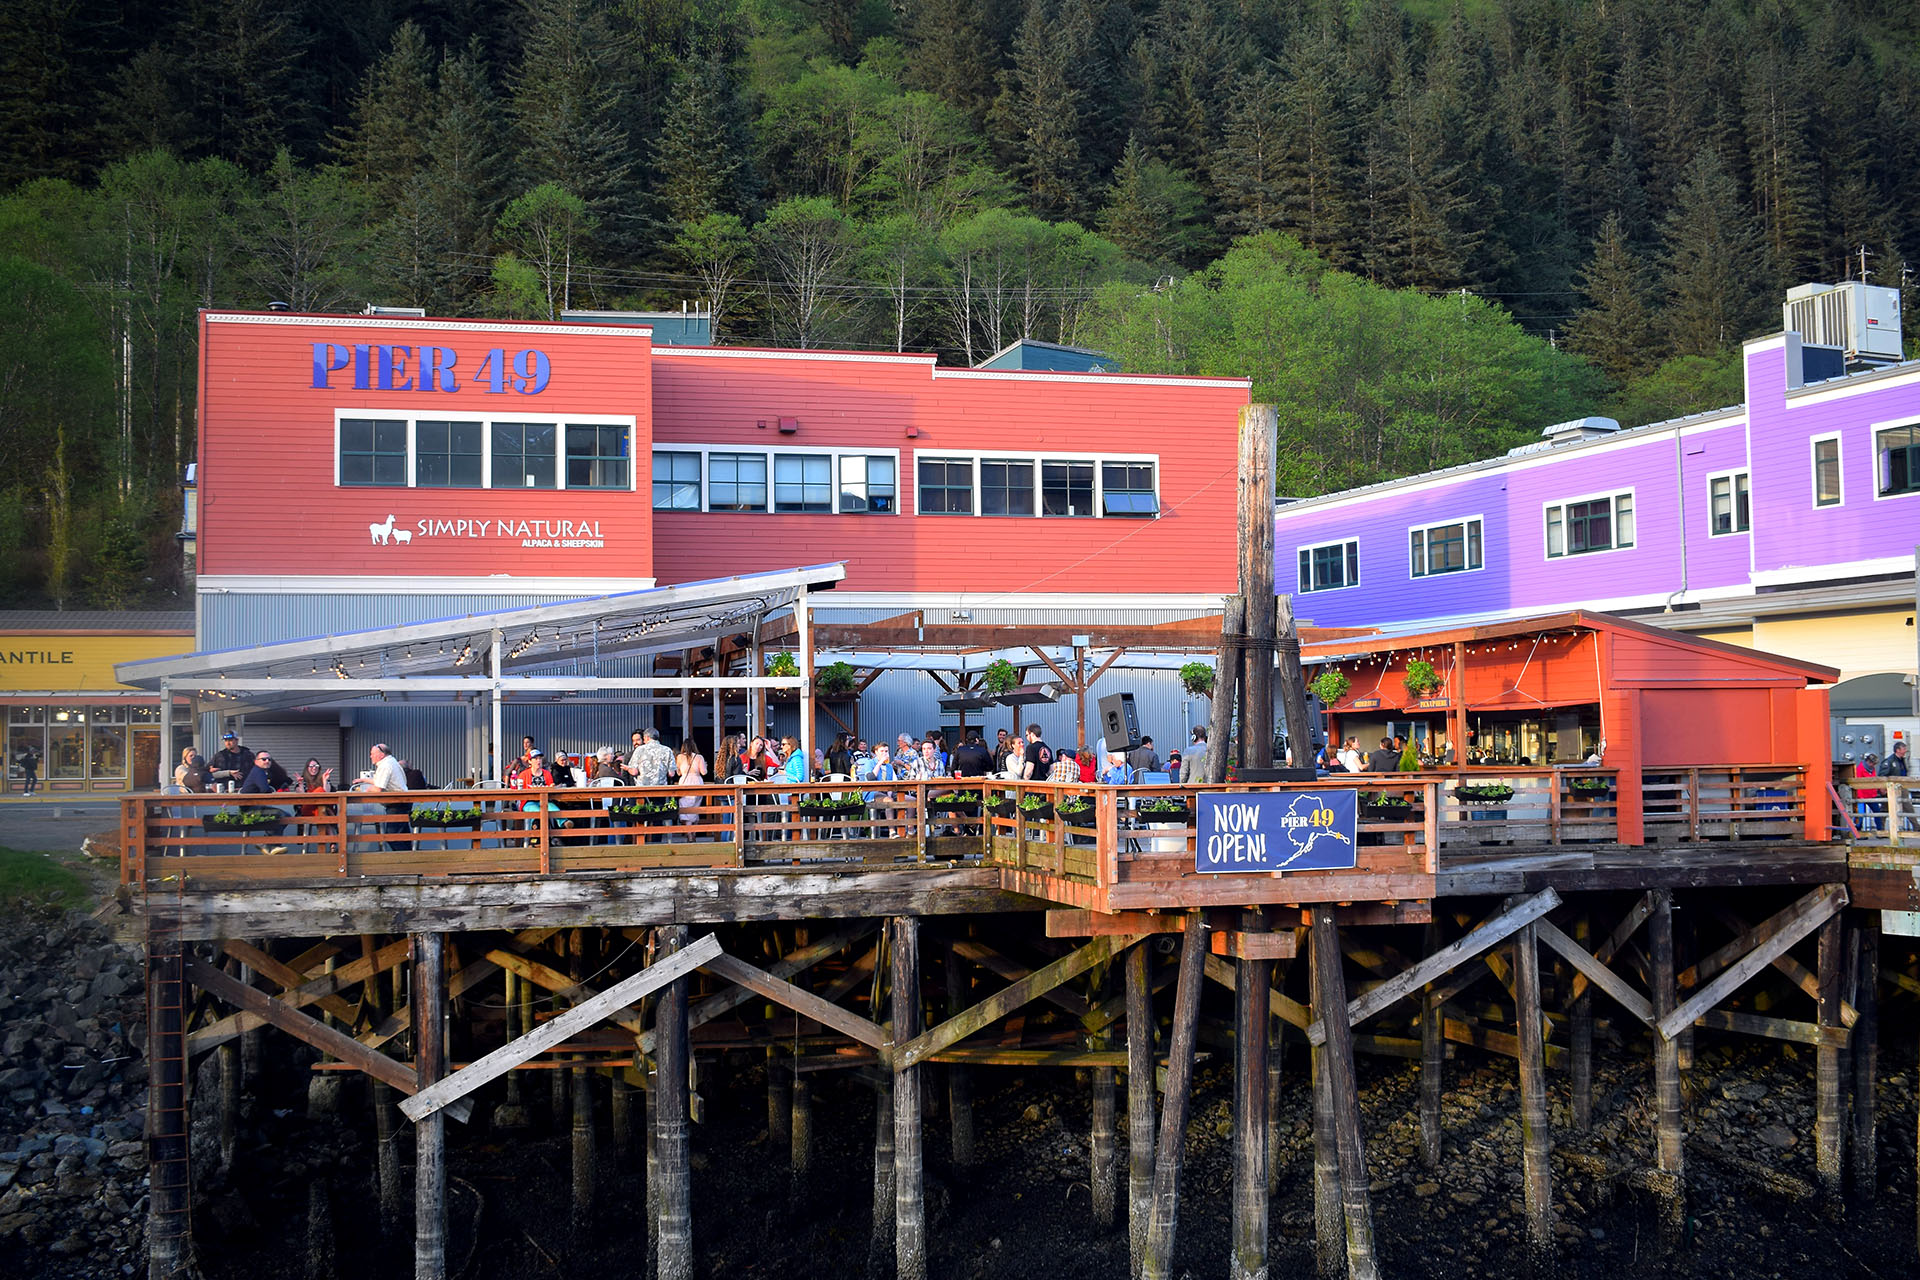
[1,0,1916,606]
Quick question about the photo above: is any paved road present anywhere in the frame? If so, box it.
[0,802,120,853]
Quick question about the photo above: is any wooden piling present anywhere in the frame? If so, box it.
[1852,921,1878,1200]
[1648,889,1686,1247]
[1419,919,1443,1168]
[1569,915,1593,1133]
[1815,910,1846,1197]
[303,1170,335,1280]
[1142,913,1207,1280]
[1310,907,1380,1280]
[572,1063,597,1236]
[790,1073,814,1210]
[1231,912,1271,1280]
[611,1075,634,1169]
[893,916,927,1280]
[656,924,693,1280]
[1514,923,1554,1269]
[945,939,975,1168]
[769,1047,792,1147]
[1309,939,1341,1279]
[1238,403,1278,769]
[1092,1053,1118,1227]
[1126,939,1155,1279]
[1206,596,1243,783]
[413,932,448,1280]
[868,1078,896,1280]
[147,938,190,1280]
[1266,1023,1284,1198]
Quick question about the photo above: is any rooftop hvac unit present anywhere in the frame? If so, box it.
[1783,281,1903,366]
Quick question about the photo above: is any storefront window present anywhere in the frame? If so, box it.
[8,723,45,786]
[90,724,127,778]
[128,705,161,723]
[47,711,87,779]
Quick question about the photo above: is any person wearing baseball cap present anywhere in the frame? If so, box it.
[208,730,252,791]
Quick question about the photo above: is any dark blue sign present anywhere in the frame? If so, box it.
[312,343,551,394]
[1195,790,1358,874]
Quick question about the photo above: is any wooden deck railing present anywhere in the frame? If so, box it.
[120,765,1821,901]
[1837,777,1920,846]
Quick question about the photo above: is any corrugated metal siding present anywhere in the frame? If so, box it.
[853,667,1207,752]
[202,592,588,648]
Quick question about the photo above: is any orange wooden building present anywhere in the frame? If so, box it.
[1304,610,1837,843]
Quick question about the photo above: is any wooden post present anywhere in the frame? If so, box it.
[1853,921,1878,1199]
[304,1170,335,1280]
[1311,907,1380,1280]
[1207,596,1243,784]
[1142,913,1207,1280]
[1267,970,1285,1198]
[1310,936,1341,1279]
[1816,911,1846,1197]
[1514,924,1554,1269]
[868,1077,896,1280]
[945,940,975,1168]
[1648,889,1686,1247]
[1275,595,1313,768]
[656,925,693,1280]
[571,1059,597,1236]
[1091,950,1117,1226]
[769,1046,792,1148]
[790,1072,814,1211]
[1420,919,1444,1168]
[1239,403,1278,769]
[1126,939,1155,1279]
[1231,911,1271,1280]
[893,916,927,1280]
[147,938,190,1280]
[1570,915,1594,1133]
[611,1075,634,1169]
[413,932,447,1280]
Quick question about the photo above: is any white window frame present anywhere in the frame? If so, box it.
[1812,432,1845,507]
[1408,514,1485,579]
[1543,488,1635,560]
[1868,418,1920,503]
[1705,468,1750,537]
[650,444,905,515]
[331,409,636,492]
[651,449,703,511]
[1297,538,1360,593]
[908,449,1161,520]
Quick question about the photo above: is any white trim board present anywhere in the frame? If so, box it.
[205,312,650,340]
[196,575,658,595]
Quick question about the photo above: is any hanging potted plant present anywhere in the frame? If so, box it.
[983,658,1020,696]
[1016,792,1055,822]
[816,660,857,696]
[1179,662,1216,699]
[1403,659,1442,698]
[765,651,800,678]
[1309,669,1351,705]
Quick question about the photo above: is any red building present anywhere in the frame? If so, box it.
[198,312,1248,595]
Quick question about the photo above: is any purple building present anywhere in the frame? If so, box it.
[1275,326,1920,750]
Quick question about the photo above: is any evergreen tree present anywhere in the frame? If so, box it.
[1215,62,1286,236]
[650,47,753,228]
[1272,24,1356,265]
[1659,148,1767,357]
[1097,135,1211,269]
[420,41,510,314]
[902,0,1003,130]
[509,0,634,239]
[185,0,310,170]
[332,22,438,205]
[1567,213,1656,380]
[988,0,1089,221]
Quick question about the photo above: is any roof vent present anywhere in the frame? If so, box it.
[363,305,426,317]
[1540,416,1621,444]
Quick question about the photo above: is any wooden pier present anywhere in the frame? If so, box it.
[122,770,1885,1280]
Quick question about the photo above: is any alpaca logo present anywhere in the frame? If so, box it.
[368,515,413,546]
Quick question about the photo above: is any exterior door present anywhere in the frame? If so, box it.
[132,730,161,792]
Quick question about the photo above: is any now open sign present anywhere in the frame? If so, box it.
[1195,790,1359,874]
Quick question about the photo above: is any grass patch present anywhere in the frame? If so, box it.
[0,845,92,912]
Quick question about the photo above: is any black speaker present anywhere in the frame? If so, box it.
[1098,692,1141,752]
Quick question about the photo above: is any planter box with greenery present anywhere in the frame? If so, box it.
[1568,776,1613,798]
[409,805,486,830]
[1452,784,1515,805]
[1135,798,1191,825]
[1358,793,1413,821]
[1016,794,1055,822]
[796,796,868,820]
[935,791,984,817]
[608,798,679,824]
[202,808,287,837]
[1057,797,1095,825]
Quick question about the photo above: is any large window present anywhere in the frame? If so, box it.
[1101,462,1159,516]
[652,451,701,509]
[339,418,407,486]
[1042,460,1093,516]
[981,460,1036,516]
[839,455,896,513]
[1298,540,1359,592]
[1814,435,1843,506]
[415,420,482,488]
[1877,425,1920,498]
[709,452,768,511]
[566,424,629,489]
[918,458,974,514]
[1410,517,1483,577]
[1709,472,1750,535]
[774,453,833,512]
[1545,492,1633,558]
[492,422,557,489]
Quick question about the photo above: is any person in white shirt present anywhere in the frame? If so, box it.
[350,743,410,849]
[1337,737,1364,774]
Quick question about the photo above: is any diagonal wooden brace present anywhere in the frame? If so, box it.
[1535,919,1653,1025]
[1308,888,1561,1045]
[699,952,890,1054]
[189,937,411,1055]
[185,958,472,1124]
[640,924,872,1055]
[892,934,1139,1071]
[1655,884,1848,1042]
[400,933,721,1122]
[1203,954,1310,1030]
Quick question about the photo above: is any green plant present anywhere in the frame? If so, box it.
[765,651,799,678]
[1138,797,1189,815]
[983,658,1020,695]
[0,846,90,913]
[410,806,484,824]
[204,808,285,828]
[816,660,856,694]
[1402,660,1441,696]
[1058,796,1093,816]
[1309,669,1351,704]
[1178,661,1216,697]
[1017,793,1053,812]
[1569,776,1612,795]
[1359,792,1409,809]
[945,791,982,804]
[797,795,862,811]
[1453,784,1515,803]
[609,797,678,818]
